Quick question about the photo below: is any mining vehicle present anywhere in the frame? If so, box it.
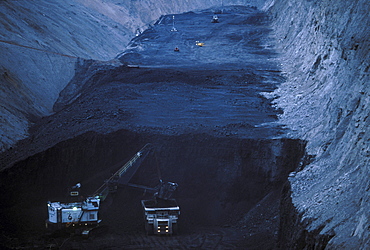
[46,183,101,236]
[196,41,205,47]
[212,15,219,23]
[45,143,180,236]
[141,181,180,235]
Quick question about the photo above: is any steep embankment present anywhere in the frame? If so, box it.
[0,0,257,152]
[0,0,127,151]
[265,0,369,248]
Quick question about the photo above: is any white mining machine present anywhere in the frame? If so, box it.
[45,144,180,236]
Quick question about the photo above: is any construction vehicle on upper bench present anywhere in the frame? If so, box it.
[196,41,205,47]
[46,143,180,236]
[212,15,219,23]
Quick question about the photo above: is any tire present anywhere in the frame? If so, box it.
[145,222,154,235]
[172,223,178,235]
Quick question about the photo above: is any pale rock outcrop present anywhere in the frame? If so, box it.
[265,0,369,248]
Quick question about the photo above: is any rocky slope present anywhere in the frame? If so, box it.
[0,0,256,152]
[264,0,369,248]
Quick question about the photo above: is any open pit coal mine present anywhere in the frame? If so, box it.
[0,1,368,249]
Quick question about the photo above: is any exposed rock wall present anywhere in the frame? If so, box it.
[0,0,128,151]
[265,0,369,248]
[77,0,263,34]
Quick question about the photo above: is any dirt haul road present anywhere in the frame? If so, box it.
[0,6,284,170]
[0,6,300,249]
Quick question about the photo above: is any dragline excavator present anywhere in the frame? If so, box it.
[46,143,180,236]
